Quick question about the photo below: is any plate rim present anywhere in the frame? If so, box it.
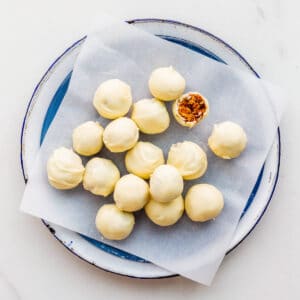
[20,18,281,279]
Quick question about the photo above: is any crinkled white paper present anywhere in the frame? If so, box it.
[21,15,284,285]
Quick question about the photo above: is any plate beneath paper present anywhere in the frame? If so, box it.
[20,19,280,279]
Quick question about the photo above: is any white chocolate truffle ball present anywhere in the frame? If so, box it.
[114,174,149,212]
[103,117,139,153]
[172,92,209,128]
[125,142,164,179]
[145,195,184,226]
[83,158,120,196]
[185,184,224,222]
[208,121,247,159]
[93,79,132,119]
[47,147,85,190]
[167,141,207,180]
[148,66,185,101]
[72,121,104,156]
[95,204,135,240]
[150,165,184,203]
[131,98,170,134]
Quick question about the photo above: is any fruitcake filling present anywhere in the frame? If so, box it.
[178,93,207,122]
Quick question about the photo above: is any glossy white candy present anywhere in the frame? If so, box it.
[93,79,132,119]
[145,195,184,226]
[131,98,170,134]
[125,142,164,179]
[185,184,224,222]
[208,121,247,159]
[149,164,184,203]
[95,204,135,240]
[47,147,85,190]
[83,158,120,196]
[103,117,139,152]
[114,174,150,212]
[72,121,104,156]
[148,66,185,101]
[167,141,207,180]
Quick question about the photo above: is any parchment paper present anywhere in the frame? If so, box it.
[21,15,285,285]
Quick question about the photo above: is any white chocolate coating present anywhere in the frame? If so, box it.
[150,164,184,203]
[167,141,207,180]
[208,121,247,159]
[185,184,224,222]
[83,158,120,196]
[172,92,209,128]
[114,174,149,212]
[103,117,139,153]
[47,147,85,190]
[125,142,164,179]
[72,121,104,156]
[95,204,135,240]
[148,66,185,101]
[131,98,170,134]
[93,79,132,119]
[145,195,184,226]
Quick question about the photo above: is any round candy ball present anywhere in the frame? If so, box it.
[131,98,170,134]
[125,141,164,179]
[93,79,132,119]
[103,117,139,153]
[185,184,224,222]
[172,92,209,128]
[208,121,247,159]
[83,157,120,196]
[150,164,184,203]
[145,195,184,226]
[72,121,104,156]
[47,147,85,190]
[148,66,185,101]
[95,204,135,240]
[167,141,207,180]
[114,174,150,212]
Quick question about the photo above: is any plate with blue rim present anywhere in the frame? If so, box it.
[20,19,280,279]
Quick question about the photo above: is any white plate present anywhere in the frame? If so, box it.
[20,19,280,278]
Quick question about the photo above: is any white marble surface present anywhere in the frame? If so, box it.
[0,0,299,299]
